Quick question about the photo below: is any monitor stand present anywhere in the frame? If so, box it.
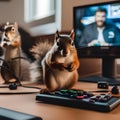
[79,57,120,85]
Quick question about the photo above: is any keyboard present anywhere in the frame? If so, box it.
[0,107,42,120]
[36,89,120,112]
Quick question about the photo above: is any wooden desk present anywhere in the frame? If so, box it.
[0,82,120,120]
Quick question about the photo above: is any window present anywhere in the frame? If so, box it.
[25,0,55,22]
[24,0,61,36]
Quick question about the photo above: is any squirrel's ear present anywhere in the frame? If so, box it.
[70,29,75,41]
[55,30,60,40]
[6,22,9,26]
[4,22,9,29]
[14,22,18,29]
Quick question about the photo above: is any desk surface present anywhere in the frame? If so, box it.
[0,82,120,120]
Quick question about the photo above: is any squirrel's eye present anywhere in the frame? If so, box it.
[70,40,74,46]
[11,28,15,31]
[71,42,74,46]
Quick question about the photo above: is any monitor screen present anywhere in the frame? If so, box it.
[74,0,120,58]
[74,1,120,48]
[74,1,120,85]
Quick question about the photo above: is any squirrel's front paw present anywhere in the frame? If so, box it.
[51,62,66,70]
[40,88,49,94]
[67,63,77,72]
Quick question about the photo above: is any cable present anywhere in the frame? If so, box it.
[20,85,41,90]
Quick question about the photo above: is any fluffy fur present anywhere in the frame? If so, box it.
[29,41,53,83]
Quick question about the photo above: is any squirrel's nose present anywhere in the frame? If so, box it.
[62,49,68,57]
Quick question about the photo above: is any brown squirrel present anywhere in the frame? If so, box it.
[0,22,30,84]
[30,30,80,92]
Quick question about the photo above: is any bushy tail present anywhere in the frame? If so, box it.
[30,40,53,61]
[29,40,53,83]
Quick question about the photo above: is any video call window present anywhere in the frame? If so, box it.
[74,2,120,47]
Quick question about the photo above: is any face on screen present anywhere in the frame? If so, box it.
[95,11,106,27]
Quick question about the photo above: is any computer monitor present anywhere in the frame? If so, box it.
[73,0,120,85]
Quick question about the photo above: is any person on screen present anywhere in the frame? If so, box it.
[78,8,120,47]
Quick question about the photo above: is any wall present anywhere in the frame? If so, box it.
[0,0,26,30]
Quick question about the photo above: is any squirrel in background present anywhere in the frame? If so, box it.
[30,30,80,92]
[0,22,30,84]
